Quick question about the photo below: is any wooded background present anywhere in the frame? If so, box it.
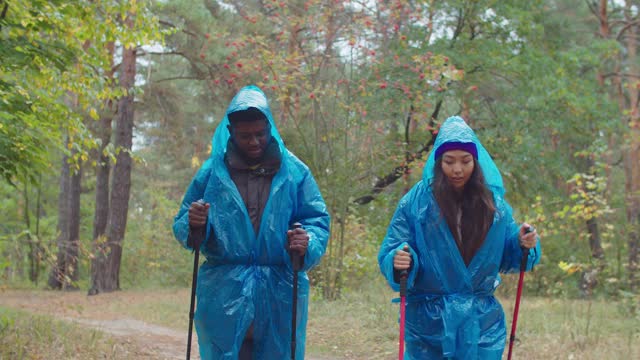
[1,0,638,312]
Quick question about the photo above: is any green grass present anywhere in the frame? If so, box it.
[0,306,139,360]
[104,278,640,359]
[305,281,399,359]
[307,281,640,360]
[507,296,640,360]
[1,278,638,360]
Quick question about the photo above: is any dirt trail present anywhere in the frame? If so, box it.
[0,289,336,360]
[1,289,198,359]
[63,317,193,359]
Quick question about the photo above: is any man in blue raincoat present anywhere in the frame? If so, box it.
[378,116,541,359]
[173,85,330,359]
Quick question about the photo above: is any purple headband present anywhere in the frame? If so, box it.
[435,141,478,159]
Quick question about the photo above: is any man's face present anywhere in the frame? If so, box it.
[229,119,272,161]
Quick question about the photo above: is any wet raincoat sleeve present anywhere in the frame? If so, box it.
[172,159,213,250]
[378,189,420,292]
[499,201,541,273]
[295,171,331,272]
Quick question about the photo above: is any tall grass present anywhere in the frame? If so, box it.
[304,277,640,360]
[99,277,639,359]
[1,277,638,360]
[0,306,140,359]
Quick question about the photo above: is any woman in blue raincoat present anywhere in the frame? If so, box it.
[378,116,541,359]
[173,85,330,359]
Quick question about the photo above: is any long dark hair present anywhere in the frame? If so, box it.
[431,156,496,266]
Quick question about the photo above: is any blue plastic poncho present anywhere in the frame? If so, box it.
[378,116,541,359]
[173,85,330,360]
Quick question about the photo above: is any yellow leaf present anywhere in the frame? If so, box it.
[89,108,99,120]
[191,155,201,168]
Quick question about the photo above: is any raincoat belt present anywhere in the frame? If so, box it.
[203,258,287,267]
[395,291,494,304]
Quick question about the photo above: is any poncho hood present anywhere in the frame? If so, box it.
[423,116,505,195]
[210,85,285,160]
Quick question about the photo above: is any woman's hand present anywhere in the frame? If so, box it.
[519,223,538,249]
[393,247,412,270]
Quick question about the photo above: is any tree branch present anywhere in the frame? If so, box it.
[0,0,8,31]
[602,72,640,79]
[451,8,465,44]
[138,50,190,58]
[616,20,640,41]
[353,100,442,205]
[158,19,198,37]
[404,104,413,145]
[154,75,205,83]
[585,0,602,25]
[137,49,215,77]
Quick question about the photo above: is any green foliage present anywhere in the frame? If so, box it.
[0,176,58,287]
[0,306,136,359]
[0,0,164,185]
[111,0,640,298]
[1,0,638,301]
[120,187,193,288]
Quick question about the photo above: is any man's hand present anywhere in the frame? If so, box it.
[188,201,210,228]
[393,247,412,271]
[287,227,309,257]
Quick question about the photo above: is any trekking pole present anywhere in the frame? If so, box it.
[187,199,207,360]
[289,222,303,360]
[507,225,534,360]
[398,246,409,360]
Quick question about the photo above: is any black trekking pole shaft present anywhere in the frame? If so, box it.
[186,245,200,360]
[290,222,303,360]
[187,200,206,360]
[291,267,299,360]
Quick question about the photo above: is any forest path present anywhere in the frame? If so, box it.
[0,289,332,360]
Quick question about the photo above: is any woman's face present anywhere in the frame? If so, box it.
[441,150,475,191]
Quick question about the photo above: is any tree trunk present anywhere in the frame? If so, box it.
[585,157,606,266]
[89,43,115,296]
[48,143,81,290]
[623,0,640,291]
[88,112,113,295]
[595,0,640,291]
[626,145,639,291]
[586,217,604,263]
[32,175,43,284]
[67,160,81,287]
[92,40,137,293]
[595,0,617,195]
[580,216,605,298]
[23,182,35,282]
[48,151,70,289]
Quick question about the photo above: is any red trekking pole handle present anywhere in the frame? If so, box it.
[507,225,534,360]
[398,246,409,360]
[290,222,303,360]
